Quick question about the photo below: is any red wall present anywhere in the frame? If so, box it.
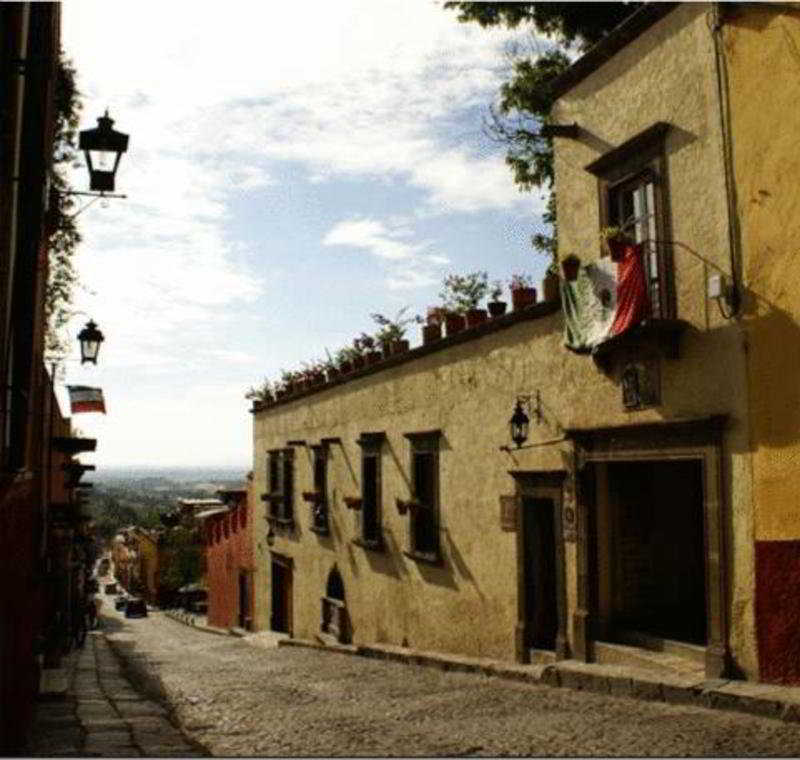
[205,492,254,630]
[756,539,800,684]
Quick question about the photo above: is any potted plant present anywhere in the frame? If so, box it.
[350,337,366,370]
[561,254,581,282]
[323,350,340,382]
[336,346,355,375]
[279,369,297,395]
[509,274,537,312]
[443,309,466,337]
[487,280,507,317]
[245,378,274,409]
[371,308,419,356]
[440,271,489,328]
[543,263,560,303]
[423,307,445,345]
[600,225,635,262]
[356,333,382,365]
[302,490,323,503]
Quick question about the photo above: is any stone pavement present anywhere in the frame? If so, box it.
[29,630,208,757]
[163,607,800,726]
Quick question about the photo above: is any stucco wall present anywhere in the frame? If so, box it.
[724,5,800,683]
[252,295,750,666]
[550,3,756,677]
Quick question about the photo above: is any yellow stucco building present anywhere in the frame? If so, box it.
[249,3,800,685]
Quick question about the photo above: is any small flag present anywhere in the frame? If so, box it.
[561,243,650,352]
[67,385,106,414]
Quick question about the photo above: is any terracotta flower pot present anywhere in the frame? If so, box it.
[326,367,340,383]
[366,350,382,365]
[543,271,560,303]
[465,308,488,328]
[487,301,507,318]
[339,360,353,375]
[511,287,537,312]
[392,339,410,354]
[352,355,366,370]
[444,313,466,337]
[422,323,441,345]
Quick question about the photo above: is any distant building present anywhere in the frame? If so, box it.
[200,482,254,630]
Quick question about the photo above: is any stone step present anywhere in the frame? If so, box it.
[593,640,706,680]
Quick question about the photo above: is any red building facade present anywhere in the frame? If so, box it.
[204,486,254,631]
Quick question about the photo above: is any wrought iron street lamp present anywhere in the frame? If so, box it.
[509,398,530,449]
[78,110,129,193]
[78,320,104,365]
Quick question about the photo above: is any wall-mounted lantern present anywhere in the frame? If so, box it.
[79,110,129,193]
[509,398,530,449]
[508,392,542,449]
[78,320,104,365]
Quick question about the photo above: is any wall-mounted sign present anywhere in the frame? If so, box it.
[499,495,518,531]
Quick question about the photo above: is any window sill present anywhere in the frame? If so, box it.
[352,536,384,553]
[266,516,295,530]
[403,549,442,566]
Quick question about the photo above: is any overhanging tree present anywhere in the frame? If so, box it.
[443,2,643,264]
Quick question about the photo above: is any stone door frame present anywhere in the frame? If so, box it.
[566,415,729,678]
[510,470,569,664]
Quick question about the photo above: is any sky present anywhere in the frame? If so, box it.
[58,0,554,469]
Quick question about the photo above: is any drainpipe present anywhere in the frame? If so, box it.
[710,2,742,318]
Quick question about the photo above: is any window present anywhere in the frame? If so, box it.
[309,445,329,533]
[357,432,385,548]
[404,430,441,562]
[587,122,674,320]
[267,448,294,524]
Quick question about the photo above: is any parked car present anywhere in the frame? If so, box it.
[114,595,128,611]
[104,582,118,595]
[124,598,148,618]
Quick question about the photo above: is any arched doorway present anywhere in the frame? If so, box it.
[320,566,349,644]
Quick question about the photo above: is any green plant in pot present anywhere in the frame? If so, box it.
[322,350,339,382]
[356,332,382,365]
[371,307,419,357]
[422,306,446,345]
[244,377,274,410]
[509,273,537,312]
[440,271,489,328]
[488,279,507,317]
[335,346,356,374]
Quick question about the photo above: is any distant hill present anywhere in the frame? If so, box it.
[92,465,249,485]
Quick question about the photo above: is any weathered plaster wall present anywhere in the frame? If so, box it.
[724,5,800,683]
[252,292,749,664]
[551,3,756,676]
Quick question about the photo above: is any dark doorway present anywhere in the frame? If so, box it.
[270,557,292,634]
[600,459,706,645]
[238,571,250,630]
[521,497,558,650]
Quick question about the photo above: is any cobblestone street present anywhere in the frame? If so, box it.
[95,608,800,757]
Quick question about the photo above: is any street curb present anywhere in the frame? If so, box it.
[163,610,230,637]
[278,638,800,724]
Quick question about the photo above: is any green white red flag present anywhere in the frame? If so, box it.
[67,385,106,414]
[561,243,650,352]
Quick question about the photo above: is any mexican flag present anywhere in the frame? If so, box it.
[561,243,650,353]
[67,385,106,414]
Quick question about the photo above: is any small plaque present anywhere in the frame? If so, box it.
[499,495,518,532]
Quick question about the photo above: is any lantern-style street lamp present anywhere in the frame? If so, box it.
[509,398,530,449]
[78,110,129,193]
[78,320,104,365]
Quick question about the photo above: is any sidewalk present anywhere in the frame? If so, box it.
[29,629,208,757]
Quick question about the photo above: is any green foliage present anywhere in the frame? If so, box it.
[245,378,274,403]
[443,3,642,263]
[370,307,421,345]
[45,53,84,362]
[439,271,489,313]
[160,526,206,590]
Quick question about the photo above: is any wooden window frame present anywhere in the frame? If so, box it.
[267,448,294,526]
[355,432,385,550]
[403,430,442,564]
[587,122,675,320]
[309,444,329,535]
